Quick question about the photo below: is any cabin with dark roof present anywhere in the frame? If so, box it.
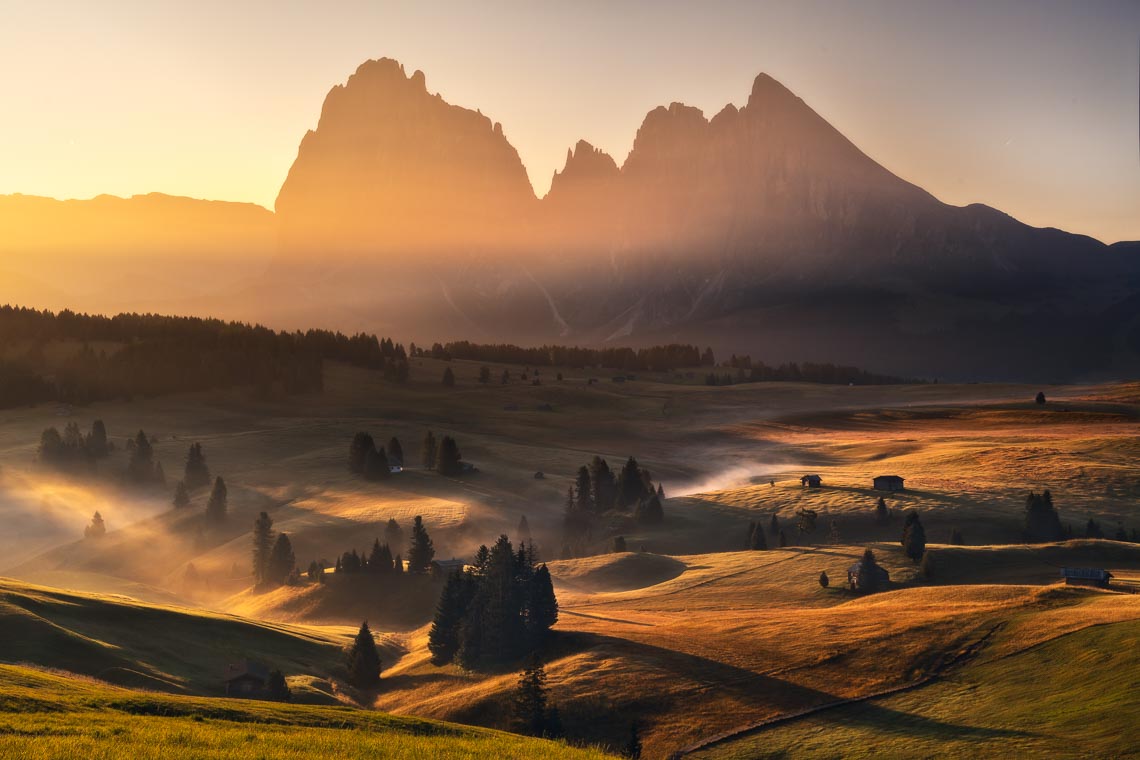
[800,474,822,488]
[1060,567,1112,588]
[431,558,468,579]
[873,475,905,492]
[223,660,269,697]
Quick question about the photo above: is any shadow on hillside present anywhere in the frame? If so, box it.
[837,701,1041,741]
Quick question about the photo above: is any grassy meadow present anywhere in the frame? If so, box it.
[1,354,1139,757]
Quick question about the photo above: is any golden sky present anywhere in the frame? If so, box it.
[1,0,1137,243]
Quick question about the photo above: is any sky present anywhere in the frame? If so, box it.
[1,0,1137,243]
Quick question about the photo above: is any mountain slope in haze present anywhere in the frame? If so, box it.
[268,59,1136,379]
[0,193,276,319]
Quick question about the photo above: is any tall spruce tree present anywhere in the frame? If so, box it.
[615,456,647,510]
[574,466,595,513]
[1024,490,1063,542]
[84,511,106,538]
[517,515,532,544]
[421,431,437,470]
[525,564,558,642]
[635,493,664,524]
[386,437,404,466]
[87,420,109,457]
[435,436,463,476]
[512,654,549,737]
[875,496,889,524]
[252,511,275,587]
[346,622,382,689]
[407,516,435,573]
[442,367,456,387]
[589,456,616,512]
[268,534,296,585]
[173,480,190,509]
[348,432,375,474]
[902,510,926,561]
[184,442,211,491]
[205,476,227,522]
[429,569,472,665]
[748,521,768,550]
[384,518,403,552]
[363,446,390,480]
[127,430,155,483]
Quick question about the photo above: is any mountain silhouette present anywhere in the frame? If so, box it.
[2,59,1136,380]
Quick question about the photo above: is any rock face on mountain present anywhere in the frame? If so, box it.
[265,59,1137,379]
[276,58,536,255]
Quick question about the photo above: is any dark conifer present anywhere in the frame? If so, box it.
[407,515,435,573]
[525,564,558,642]
[173,480,190,509]
[363,446,390,480]
[875,496,889,524]
[268,534,296,585]
[778,530,787,548]
[84,511,106,538]
[348,432,375,474]
[421,431,438,469]
[384,518,403,552]
[517,515,532,543]
[574,466,595,513]
[819,570,829,588]
[386,437,404,466]
[612,535,627,553]
[949,527,964,545]
[429,569,471,665]
[902,510,926,561]
[252,511,274,587]
[442,367,455,387]
[1024,490,1063,542]
[624,720,643,759]
[205,476,227,522]
[184,442,211,491]
[1086,518,1104,539]
[635,493,665,524]
[346,622,382,689]
[512,654,549,737]
[87,420,109,457]
[436,436,463,476]
[769,514,780,536]
[127,430,155,483]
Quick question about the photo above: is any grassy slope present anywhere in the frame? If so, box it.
[694,620,1140,759]
[373,543,1140,758]
[0,664,610,760]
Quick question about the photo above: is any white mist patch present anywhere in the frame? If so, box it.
[0,466,166,570]
[666,461,801,498]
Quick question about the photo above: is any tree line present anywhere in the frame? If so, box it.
[429,536,558,670]
[562,456,665,558]
[415,340,714,372]
[0,305,412,408]
[709,356,915,386]
[348,431,466,478]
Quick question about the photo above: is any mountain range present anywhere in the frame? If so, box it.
[3,58,1137,380]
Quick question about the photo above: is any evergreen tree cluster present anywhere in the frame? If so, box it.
[901,510,927,561]
[561,456,664,557]
[250,511,297,588]
[706,356,916,386]
[428,536,558,670]
[1024,490,1064,542]
[0,306,419,409]
[348,432,406,480]
[511,655,564,738]
[420,341,708,372]
[37,419,113,469]
[745,520,769,550]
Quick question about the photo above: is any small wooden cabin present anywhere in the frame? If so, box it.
[801,474,822,488]
[223,660,269,697]
[431,558,468,579]
[1060,567,1111,588]
[873,475,905,492]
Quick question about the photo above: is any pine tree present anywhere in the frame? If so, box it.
[393,554,403,574]
[87,420,109,457]
[1086,518,1104,539]
[612,535,627,553]
[589,457,616,512]
[429,568,471,665]
[205,476,227,522]
[875,496,889,524]
[363,446,390,480]
[949,527,964,545]
[184,442,211,491]
[348,432,375,474]
[173,480,190,509]
[512,654,549,736]
[1035,391,1047,405]
[1024,490,1063,542]
[266,670,291,702]
[574,466,595,513]
[442,367,455,387]
[855,548,883,593]
[616,456,647,510]
[525,564,558,642]
[635,493,665,524]
[386,437,404,466]
[346,622,382,689]
[268,534,296,585]
[384,518,403,552]
[819,570,830,588]
[769,514,780,536]
[656,483,665,501]
[902,510,926,562]
[421,431,437,469]
[84,511,106,538]
[252,511,274,587]
[747,520,768,550]
[127,430,155,483]
[436,436,463,476]
[407,516,435,573]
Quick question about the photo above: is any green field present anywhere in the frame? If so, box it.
[693,620,1140,759]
